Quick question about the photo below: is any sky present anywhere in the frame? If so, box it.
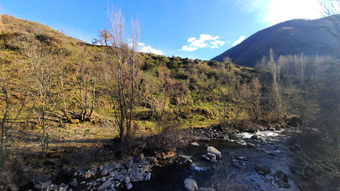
[0,0,327,60]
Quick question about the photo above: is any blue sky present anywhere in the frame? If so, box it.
[0,0,325,60]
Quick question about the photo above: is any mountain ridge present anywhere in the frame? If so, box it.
[212,17,340,67]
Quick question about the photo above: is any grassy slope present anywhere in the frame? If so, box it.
[0,14,260,153]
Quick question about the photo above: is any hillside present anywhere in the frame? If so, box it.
[0,14,262,133]
[212,16,340,67]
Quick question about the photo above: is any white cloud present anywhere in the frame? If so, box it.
[232,35,246,46]
[211,40,225,48]
[181,45,198,52]
[236,0,326,26]
[181,34,225,52]
[138,42,145,47]
[138,43,163,55]
[188,37,196,42]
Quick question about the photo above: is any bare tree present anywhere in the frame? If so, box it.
[249,77,262,120]
[267,49,284,120]
[256,49,284,120]
[320,0,340,42]
[25,42,60,155]
[102,7,140,142]
[74,47,101,122]
[0,57,27,151]
[158,65,170,117]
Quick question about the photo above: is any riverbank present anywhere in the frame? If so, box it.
[12,117,303,191]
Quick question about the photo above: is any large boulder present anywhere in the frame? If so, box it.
[184,178,198,191]
[129,171,145,182]
[255,163,271,175]
[207,147,221,159]
[274,170,289,183]
[250,135,258,139]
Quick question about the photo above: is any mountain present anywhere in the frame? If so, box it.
[212,16,340,67]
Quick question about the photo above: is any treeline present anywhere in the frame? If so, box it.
[256,49,340,190]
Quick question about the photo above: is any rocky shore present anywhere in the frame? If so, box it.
[27,119,300,191]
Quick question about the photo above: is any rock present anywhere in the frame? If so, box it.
[84,170,92,179]
[129,172,145,182]
[134,153,145,163]
[198,188,216,191]
[92,180,97,187]
[125,157,134,169]
[145,157,158,163]
[127,183,133,190]
[198,136,210,142]
[109,171,115,177]
[191,142,200,146]
[223,135,229,141]
[247,143,255,148]
[125,176,131,184]
[97,180,112,191]
[156,148,177,159]
[232,161,242,169]
[201,154,210,161]
[255,163,271,175]
[101,176,107,182]
[184,178,198,191]
[70,179,78,188]
[237,156,247,161]
[34,180,52,190]
[207,146,221,159]
[267,152,276,156]
[101,168,108,176]
[115,174,125,182]
[274,170,289,183]
[145,172,151,181]
[185,158,193,164]
[207,153,216,160]
[278,182,291,188]
[250,135,258,139]
[115,181,121,187]
[120,169,128,175]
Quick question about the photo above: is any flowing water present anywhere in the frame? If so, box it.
[131,127,301,191]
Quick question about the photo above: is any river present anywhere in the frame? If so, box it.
[131,127,301,191]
